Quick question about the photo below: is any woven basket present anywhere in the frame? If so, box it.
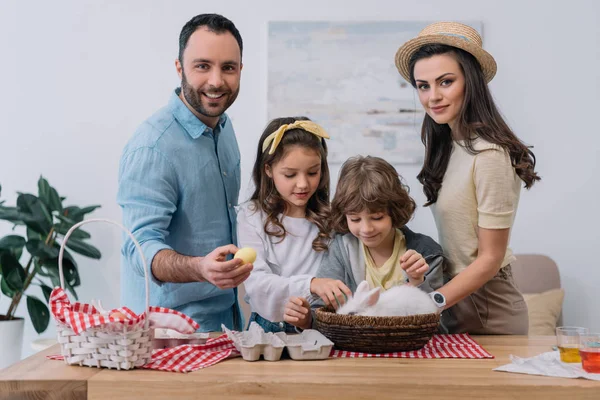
[314,307,440,353]
[56,218,153,370]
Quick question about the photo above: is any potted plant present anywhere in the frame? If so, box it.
[0,177,101,368]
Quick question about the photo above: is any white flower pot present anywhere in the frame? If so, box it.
[0,316,24,369]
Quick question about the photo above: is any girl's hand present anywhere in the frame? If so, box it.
[284,297,312,330]
[400,250,429,286]
[310,278,352,309]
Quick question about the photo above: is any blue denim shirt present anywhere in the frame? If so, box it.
[117,88,241,331]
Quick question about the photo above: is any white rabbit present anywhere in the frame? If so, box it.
[337,280,438,317]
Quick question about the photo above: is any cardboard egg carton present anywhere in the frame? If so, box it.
[222,322,285,361]
[222,322,334,361]
[279,329,334,360]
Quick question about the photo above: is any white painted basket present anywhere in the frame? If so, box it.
[55,218,152,370]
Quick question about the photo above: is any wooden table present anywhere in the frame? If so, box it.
[1,336,599,399]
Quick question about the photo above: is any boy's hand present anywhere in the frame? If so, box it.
[400,250,429,286]
[284,297,312,330]
[310,278,352,309]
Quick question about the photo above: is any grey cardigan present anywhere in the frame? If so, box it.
[313,226,445,297]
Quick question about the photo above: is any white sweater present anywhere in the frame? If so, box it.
[236,201,325,322]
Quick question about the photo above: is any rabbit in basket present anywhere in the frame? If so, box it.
[337,280,438,317]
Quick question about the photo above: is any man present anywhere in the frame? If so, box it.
[117,14,252,331]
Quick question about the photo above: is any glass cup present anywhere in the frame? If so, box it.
[556,326,589,363]
[579,333,600,373]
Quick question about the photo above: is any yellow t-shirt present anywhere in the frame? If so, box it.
[431,139,521,276]
[363,229,407,290]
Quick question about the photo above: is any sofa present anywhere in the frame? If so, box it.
[511,254,564,335]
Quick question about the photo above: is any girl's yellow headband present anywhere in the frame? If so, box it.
[261,120,330,155]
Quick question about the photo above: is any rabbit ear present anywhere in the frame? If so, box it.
[356,280,370,293]
[364,287,381,307]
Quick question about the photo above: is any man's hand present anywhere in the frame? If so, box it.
[284,297,312,330]
[310,278,352,309]
[196,244,253,289]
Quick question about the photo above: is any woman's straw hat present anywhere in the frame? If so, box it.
[395,22,497,83]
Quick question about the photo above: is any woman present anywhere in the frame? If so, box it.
[395,22,540,334]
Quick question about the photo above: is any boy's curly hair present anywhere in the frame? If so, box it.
[331,156,416,233]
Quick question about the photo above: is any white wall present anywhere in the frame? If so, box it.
[1,0,598,359]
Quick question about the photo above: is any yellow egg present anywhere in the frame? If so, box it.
[234,247,257,264]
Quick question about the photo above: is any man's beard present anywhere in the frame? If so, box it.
[181,71,239,118]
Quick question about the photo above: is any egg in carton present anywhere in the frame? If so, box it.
[222,322,285,361]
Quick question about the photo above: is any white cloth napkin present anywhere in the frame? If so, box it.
[494,351,600,381]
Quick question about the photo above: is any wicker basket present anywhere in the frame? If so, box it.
[56,218,153,370]
[314,307,440,353]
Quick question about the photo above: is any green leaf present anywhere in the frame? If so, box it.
[38,177,49,198]
[53,222,91,239]
[37,176,63,213]
[45,267,61,288]
[38,177,61,212]
[77,205,101,216]
[0,252,26,291]
[27,296,50,333]
[1,277,15,297]
[0,235,26,249]
[50,244,78,267]
[39,284,53,303]
[0,235,26,260]
[43,266,78,300]
[33,259,52,277]
[64,238,101,259]
[62,206,82,222]
[63,205,101,223]
[26,239,59,260]
[66,283,78,300]
[42,255,80,287]
[16,194,52,235]
[55,213,77,226]
[26,227,43,241]
[0,206,26,223]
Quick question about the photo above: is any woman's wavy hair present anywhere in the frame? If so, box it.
[331,156,416,234]
[250,116,331,251]
[408,44,541,206]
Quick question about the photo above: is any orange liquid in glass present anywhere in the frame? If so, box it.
[580,349,600,373]
[558,345,581,363]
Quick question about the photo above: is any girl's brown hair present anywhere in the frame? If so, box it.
[331,156,416,234]
[408,44,541,206]
[250,117,331,251]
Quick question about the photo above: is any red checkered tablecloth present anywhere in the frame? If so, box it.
[331,333,493,358]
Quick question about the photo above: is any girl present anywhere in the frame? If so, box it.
[394,22,541,334]
[236,116,332,333]
[284,156,446,330]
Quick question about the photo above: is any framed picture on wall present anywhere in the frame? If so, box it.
[268,21,482,164]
